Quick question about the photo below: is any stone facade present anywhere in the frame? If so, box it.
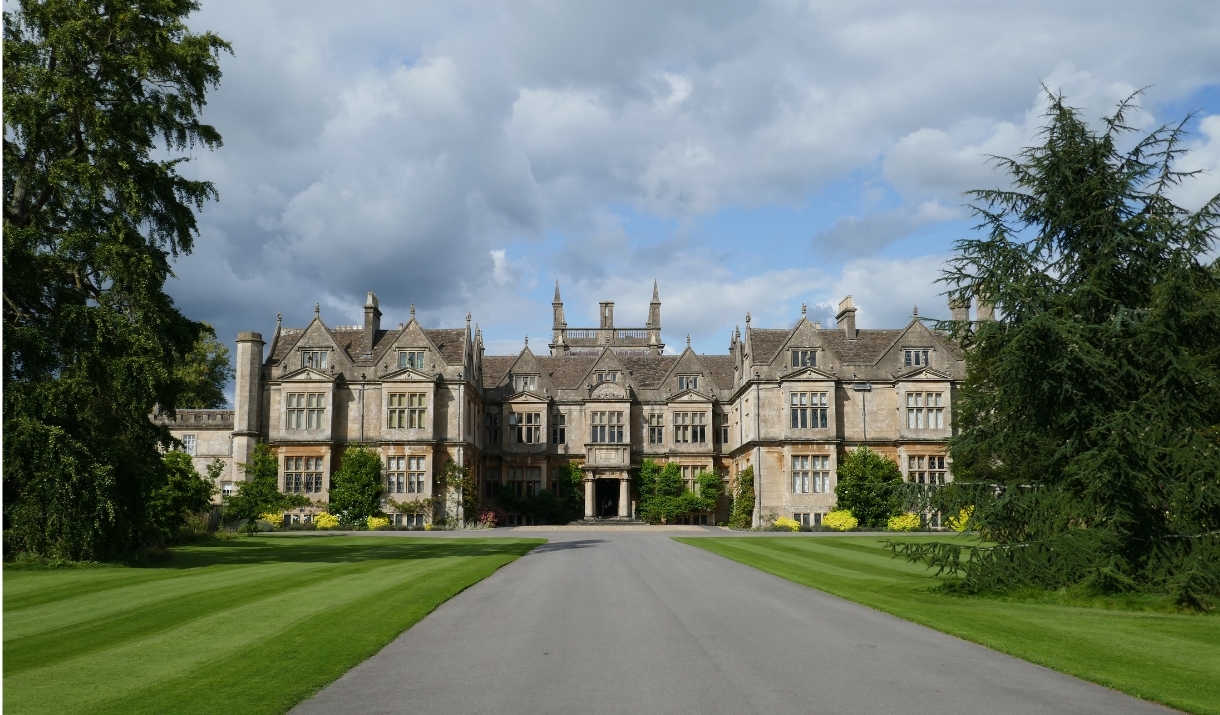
[164,284,970,527]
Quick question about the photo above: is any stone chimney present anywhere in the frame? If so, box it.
[232,331,264,470]
[836,295,857,340]
[949,295,970,323]
[363,292,381,356]
[976,296,995,322]
[599,301,615,328]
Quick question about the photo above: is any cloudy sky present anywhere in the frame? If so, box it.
[172,0,1220,398]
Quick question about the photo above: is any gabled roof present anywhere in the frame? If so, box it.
[535,356,601,390]
[747,328,790,365]
[818,329,906,365]
[424,328,467,364]
[702,355,735,390]
[482,355,516,388]
[618,355,680,388]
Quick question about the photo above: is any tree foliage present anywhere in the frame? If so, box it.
[148,450,216,541]
[893,91,1220,608]
[728,466,755,529]
[636,459,722,524]
[834,446,903,528]
[173,324,233,408]
[328,445,384,525]
[2,0,230,559]
[224,442,308,523]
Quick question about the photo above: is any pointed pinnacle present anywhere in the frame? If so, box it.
[554,280,562,302]
[652,279,660,302]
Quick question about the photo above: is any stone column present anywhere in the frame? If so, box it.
[618,476,630,518]
[584,475,595,520]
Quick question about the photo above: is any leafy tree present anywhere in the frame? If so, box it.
[224,442,307,522]
[636,461,720,524]
[173,324,233,408]
[728,466,755,529]
[2,0,230,559]
[148,451,216,541]
[894,92,1220,608]
[328,446,384,525]
[834,447,903,528]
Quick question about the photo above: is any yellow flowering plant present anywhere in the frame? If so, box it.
[258,512,282,529]
[823,510,858,531]
[313,512,340,530]
[887,512,921,531]
[946,506,973,532]
[772,516,801,532]
[366,515,390,530]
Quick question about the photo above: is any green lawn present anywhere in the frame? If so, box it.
[678,535,1220,715]
[3,536,542,715]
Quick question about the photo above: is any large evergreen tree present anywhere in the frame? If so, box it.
[2,1,229,558]
[895,92,1220,607]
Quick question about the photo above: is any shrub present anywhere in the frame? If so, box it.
[772,516,801,532]
[313,512,340,530]
[330,446,384,524]
[834,446,903,527]
[824,510,858,531]
[366,515,390,530]
[888,513,921,532]
[946,506,973,533]
[728,466,755,529]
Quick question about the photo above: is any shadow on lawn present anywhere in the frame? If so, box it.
[159,538,542,569]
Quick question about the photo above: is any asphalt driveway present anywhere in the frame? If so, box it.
[290,529,1174,715]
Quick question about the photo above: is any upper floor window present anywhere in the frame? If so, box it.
[302,350,328,369]
[791,350,816,368]
[714,414,730,444]
[387,393,427,429]
[551,412,567,444]
[398,350,425,370]
[509,412,541,443]
[485,413,501,444]
[904,349,930,368]
[906,392,944,429]
[590,411,624,443]
[286,393,326,430]
[792,455,830,494]
[181,433,196,456]
[673,412,707,443]
[284,456,324,493]
[908,455,946,484]
[677,375,699,391]
[680,465,703,492]
[647,414,665,444]
[790,392,828,429]
[513,375,537,392]
[596,371,619,383]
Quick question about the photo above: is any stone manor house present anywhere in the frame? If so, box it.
[157,284,975,527]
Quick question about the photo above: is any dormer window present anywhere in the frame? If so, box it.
[791,350,816,368]
[677,375,698,391]
[302,350,328,369]
[398,350,425,369]
[596,371,619,383]
[904,349,930,368]
[513,375,537,392]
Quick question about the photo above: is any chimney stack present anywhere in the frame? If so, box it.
[363,292,381,356]
[976,296,995,322]
[949,295,970,323]
[836,295,857,340]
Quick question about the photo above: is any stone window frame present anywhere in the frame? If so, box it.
[398,350,427,370]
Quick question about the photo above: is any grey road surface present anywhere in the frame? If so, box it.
[290,529,1174,715]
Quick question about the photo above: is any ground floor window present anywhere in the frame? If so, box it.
[406,514,424,527]
[908,455,946,485]
[284,456,324,493]
[793,512,810,526]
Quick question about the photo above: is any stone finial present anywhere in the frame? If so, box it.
[913,305,919,316]
[524,334,529,347]
[410,304,416,320]
[466,311,471,326]
[276,312,282,330]
[801,303,807,317]
[814,321,821,329]
[686,333,691,348]
[745,312,751,325]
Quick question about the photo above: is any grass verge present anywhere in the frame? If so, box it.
[677,535,1219,715]
[4,536,542,715]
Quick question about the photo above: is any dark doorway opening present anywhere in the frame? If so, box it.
[595,479,620,518]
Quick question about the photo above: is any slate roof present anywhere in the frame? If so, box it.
[535,356,600,389]
[268,328,304,364]
[747,328,790,365]
[702,355,736,391]
[481,356,516,388]
[424,329,467,364]
[618,356,681,389]
[818,329,905,365]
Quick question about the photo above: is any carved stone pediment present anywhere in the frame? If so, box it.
[589,381,628,400]
[278,367,335,382]
[898,367,953,380]
[780,366,837,381]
